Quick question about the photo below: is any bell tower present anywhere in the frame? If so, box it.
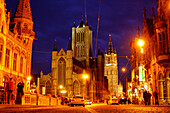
[104,35,118,96]
[10,0,35,41]
[9,0,35,80]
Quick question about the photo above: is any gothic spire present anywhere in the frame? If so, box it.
[53,40,58,51]
[108,34,113,54]
[67,38,72,50]
[143,7,146,20]
[14,0,32,20]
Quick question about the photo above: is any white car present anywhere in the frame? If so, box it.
[85,100,92,105]
[69,96,85,107]
[107,96,119,105]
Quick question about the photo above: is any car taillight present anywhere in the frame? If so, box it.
[71,99,75,101]
[81,100,84,102]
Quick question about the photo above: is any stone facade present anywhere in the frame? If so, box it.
[104,35,119,96]
[130,0,170,105]
[0,0,35,98]
[39,20,109,102]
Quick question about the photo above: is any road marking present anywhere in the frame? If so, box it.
[85,107,98,113]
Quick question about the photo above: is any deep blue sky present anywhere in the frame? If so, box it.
[5,0,156,87]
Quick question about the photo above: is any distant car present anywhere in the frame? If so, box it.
[69,95,85,107]
[107,95,119,105]
[85,100,92,105]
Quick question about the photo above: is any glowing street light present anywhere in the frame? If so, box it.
[27,76,31,91]
[27,76,31,81]
[122,67,126,72]
[83,73,88,100]
[59,85,63,89]
[137,39,144,47]
[83,74,88,79]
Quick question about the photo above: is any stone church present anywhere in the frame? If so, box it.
[39,20,120,101]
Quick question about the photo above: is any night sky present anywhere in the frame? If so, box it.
[5,0,156,88]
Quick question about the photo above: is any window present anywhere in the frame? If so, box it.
[108,58,110,64]
[20,56,23,73]
[1,25,3,33]
[5,49,10,68]
[0,44,3,63]
[159,33,163,54]
[13,53,17,71]
[162,32,166,53]
[23,23,28,31]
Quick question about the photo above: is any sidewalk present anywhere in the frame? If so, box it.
[0,104,65,109]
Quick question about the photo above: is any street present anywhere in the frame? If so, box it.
[0,104,169,113]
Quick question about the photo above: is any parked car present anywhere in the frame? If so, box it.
[69,95,85,107]
[85,100,92,105]
[107,95,119,105]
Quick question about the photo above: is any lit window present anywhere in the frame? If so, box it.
[20,56,23,73]
[5,49,10,68]
[0,44,3,63]
[13,53,17,71]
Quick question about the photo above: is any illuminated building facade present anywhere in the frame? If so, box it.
[0,0,35,97]
[39,20,109,102]
[104,36,119,96]
[130,0,170,105]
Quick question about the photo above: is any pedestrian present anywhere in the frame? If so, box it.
[6,78,14,104]
[15,81,24,104]
[153,90,159,105]
[143,90,147,105]
[147,91,151,105]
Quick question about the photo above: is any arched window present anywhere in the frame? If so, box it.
[23,23,28,31]
[58,57,66,87]
[20,56,23,73]
[5,49,10,68]
[13,53,17,71]
[0,40,3,64]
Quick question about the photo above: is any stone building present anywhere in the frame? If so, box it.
[39,20,109,102]
[104,35,119,96]
[0,0,35,97]
[130,0,170,105]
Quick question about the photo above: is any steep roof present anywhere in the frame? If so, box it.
[67,38,72,50]
[14,0,32,20]
[78,20,85,28]
[53,40,58,51]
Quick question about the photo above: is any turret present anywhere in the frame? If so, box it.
[72,22,76,57]
[10,0,35,43]
[108,34,113,54]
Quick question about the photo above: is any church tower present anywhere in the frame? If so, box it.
[104,35,118,96]
[9,0,35,79]
[72,20,92,65]
[11,0,35,78]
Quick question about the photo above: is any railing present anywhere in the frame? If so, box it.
[22,92,59,105]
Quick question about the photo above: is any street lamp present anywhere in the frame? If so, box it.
[137,39,145,53]
[59,85,63,89]
[83,74,88,100]
[122,67,126,72]
[27,76,31,92]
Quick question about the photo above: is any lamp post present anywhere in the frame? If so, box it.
[137,38,146,104]
[27,76,31,92]
[83,74,88,100]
